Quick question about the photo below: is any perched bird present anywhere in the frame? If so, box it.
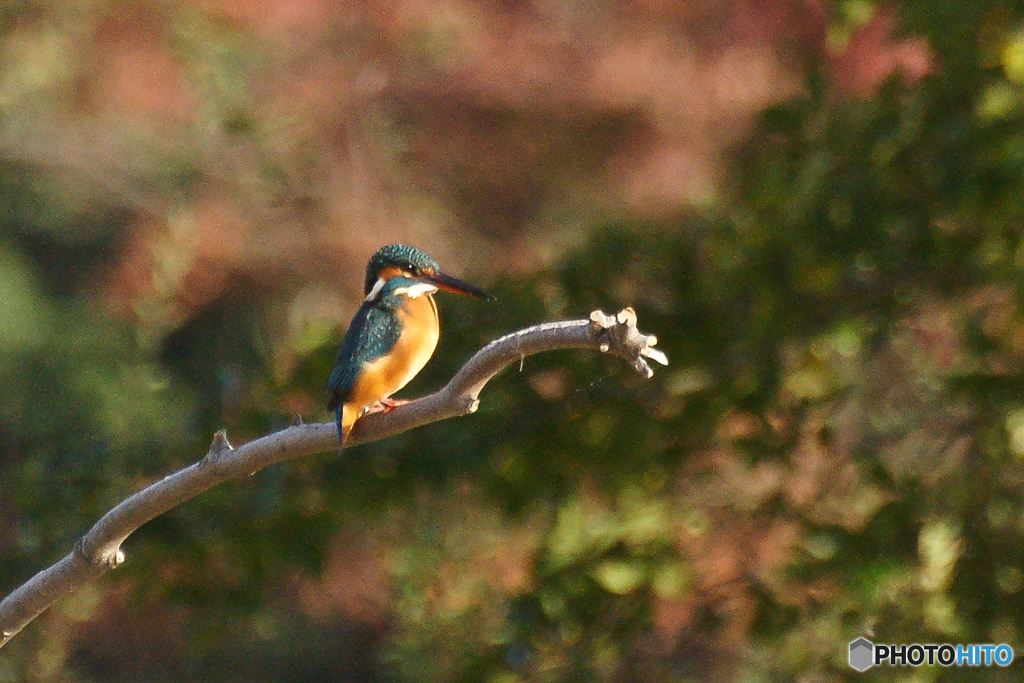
[328,244,493,445]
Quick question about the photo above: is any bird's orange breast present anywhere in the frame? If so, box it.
[343,293,440,430]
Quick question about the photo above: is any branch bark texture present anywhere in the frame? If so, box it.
[0,309,667,649]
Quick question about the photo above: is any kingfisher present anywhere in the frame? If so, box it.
[328,244,493,445]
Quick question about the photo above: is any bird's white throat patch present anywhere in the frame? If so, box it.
[365,277,437,302]
[392,281,438,298]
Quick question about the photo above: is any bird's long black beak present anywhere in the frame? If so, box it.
[423,270,495,300]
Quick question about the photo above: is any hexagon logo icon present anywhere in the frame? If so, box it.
[849,637,874,672]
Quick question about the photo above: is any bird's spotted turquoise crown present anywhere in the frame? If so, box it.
[364,244,441,294]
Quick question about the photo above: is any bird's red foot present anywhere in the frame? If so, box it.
[378,397,410,412]
[363,398,411,417]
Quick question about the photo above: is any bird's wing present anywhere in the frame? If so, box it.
[327,302,401,409]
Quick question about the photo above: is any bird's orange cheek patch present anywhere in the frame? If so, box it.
[378,265,405,281]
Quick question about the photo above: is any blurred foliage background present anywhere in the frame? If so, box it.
[2,0,1024,681]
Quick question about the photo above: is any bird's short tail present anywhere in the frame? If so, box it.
[335,405,344,449]
[334,404,359,450]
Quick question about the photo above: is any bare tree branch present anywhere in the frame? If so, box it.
[0,309,667,649]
